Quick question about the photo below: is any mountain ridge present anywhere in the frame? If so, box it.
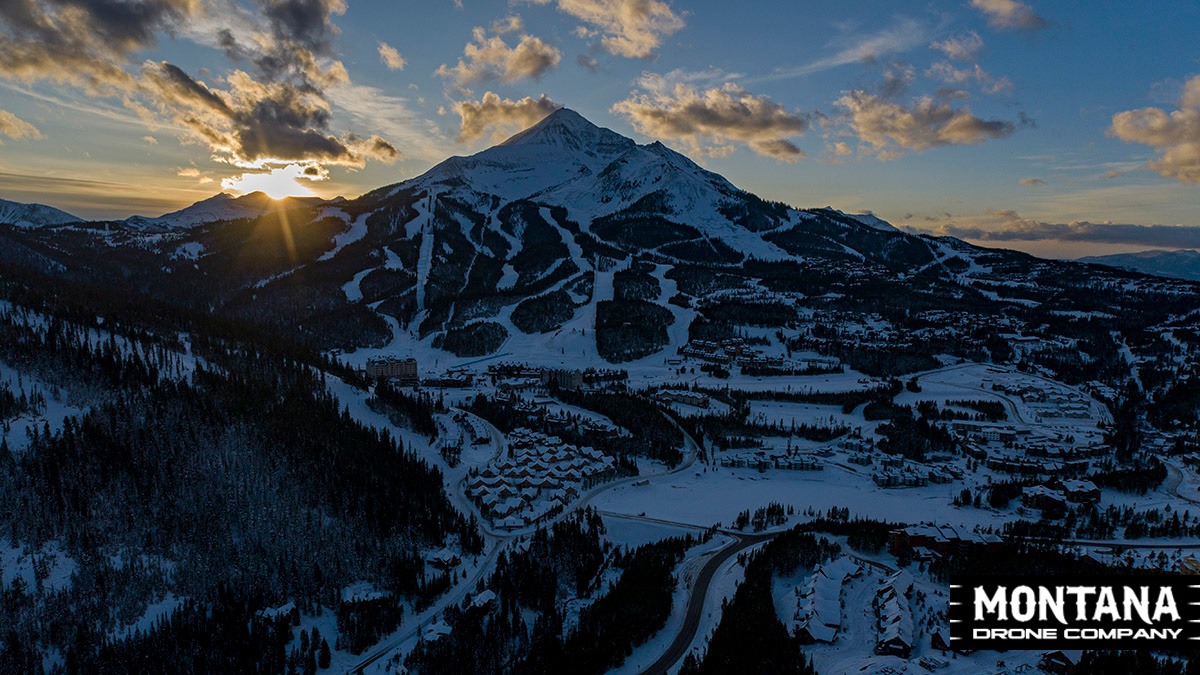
[0,107,1195,365]
[1080,248,1200,282]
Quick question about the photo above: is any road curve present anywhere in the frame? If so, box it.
[348,399,703,673]
[640,532,776,675]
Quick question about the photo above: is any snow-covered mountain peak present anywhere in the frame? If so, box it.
[499,108,634,158]
[0,198,83,228]
[124,192,326,230]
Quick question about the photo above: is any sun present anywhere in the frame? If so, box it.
[221,164,318,200]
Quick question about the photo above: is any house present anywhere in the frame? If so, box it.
[1039,650,1083,674]
[468,589,497,612]
[1060,479,1100,503]
[931,628,974,655]
[1022,485,1067,511]
[427,548,461,571]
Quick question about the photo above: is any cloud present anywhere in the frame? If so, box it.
[1109,74,1200,184]
[490,15,524,34]
[454,92,561,143]
[143,135,159,144]
[577,53,600,72]
[612,79,808,161]
[1018,177,1045,187]
[969,0,1048,31]
[378,42,406,70]
[926,62,1011,94]
[835,90,1018,159]
[879,63,915,99]
[0,110,42,142]
[759,17,928,82]
[527,0,683,59]
[436,25,561,86]
[0,0,404,178]
[177,167,202,177]
[140,61,398,168]
[931,31,983,62]
[920,209,1200,248]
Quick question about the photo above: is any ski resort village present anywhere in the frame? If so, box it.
[2,109,1199,675]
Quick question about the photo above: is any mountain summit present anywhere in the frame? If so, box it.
[0,198,82,228]
[3,106,1182,369]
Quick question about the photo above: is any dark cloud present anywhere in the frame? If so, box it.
[142,62,396,167]
[0,0,399,173]
[919,210,1200,248]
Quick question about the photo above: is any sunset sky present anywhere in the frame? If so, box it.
[1,0,1198,258]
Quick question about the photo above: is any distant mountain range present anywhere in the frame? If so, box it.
[1080,249,1200,282]
[0,198,83,228]
[0,108,1195,363]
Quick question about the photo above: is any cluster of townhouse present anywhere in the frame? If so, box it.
[874,570,915,658]
[675,337,838,373]
[1020,479,1102,511]
[887,523,1003,561]
[793,557,862,644]
[487,364,627,391]
[719,446,823,472]
[466,428,616,530]
[985,376,1094,420]
[656,390,710,408]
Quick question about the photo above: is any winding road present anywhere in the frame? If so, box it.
[347,397,704,674]
[640,531,776,675]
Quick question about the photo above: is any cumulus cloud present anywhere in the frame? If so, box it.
[454,92,561,143]
[969,0,1048,31]
[835,90,1018,159]
[931,31,983,62]
[0,110,42,142]
[436,24,561,86]
[921,209,1200,248]
[612,78,808,161]
[527,0,683,59]
[1109,74,1200,184]
[1018,177,1045,187]
[927,62,1011,94]
[378,42,405,70]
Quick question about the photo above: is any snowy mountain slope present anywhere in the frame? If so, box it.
[0,198,82,228]
[1080,249,1200,282]
[2,108,1195,366]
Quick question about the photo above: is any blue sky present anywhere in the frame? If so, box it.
[1,0,1198,257]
